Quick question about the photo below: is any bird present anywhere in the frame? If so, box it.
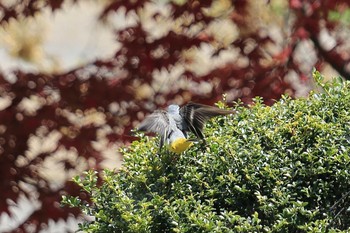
[137,102,234,153]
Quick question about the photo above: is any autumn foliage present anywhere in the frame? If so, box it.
[0,0,349,232]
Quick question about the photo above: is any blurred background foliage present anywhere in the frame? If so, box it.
[0,0,349,232]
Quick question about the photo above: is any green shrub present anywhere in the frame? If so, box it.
[63,71,350,232]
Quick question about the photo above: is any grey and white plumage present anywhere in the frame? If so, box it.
[137,102,234,153]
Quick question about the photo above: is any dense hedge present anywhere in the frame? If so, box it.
[64,71,350,232]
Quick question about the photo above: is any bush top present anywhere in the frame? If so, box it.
[65,71,350,232]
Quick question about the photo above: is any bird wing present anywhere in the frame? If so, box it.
[137,110,170,148]
[180,102,234,140]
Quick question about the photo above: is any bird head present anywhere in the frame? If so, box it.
[167,104,180,114]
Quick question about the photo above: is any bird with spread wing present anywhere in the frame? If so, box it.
[137,102,234,153]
